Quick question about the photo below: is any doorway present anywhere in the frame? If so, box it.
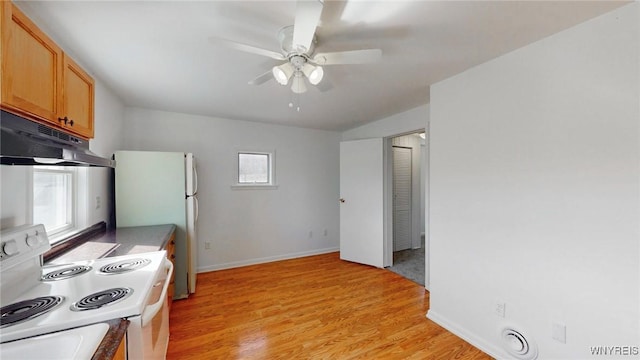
[387,132,426,286]
[338,129,429,288]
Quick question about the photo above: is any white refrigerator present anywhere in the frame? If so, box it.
[114,151,198,298]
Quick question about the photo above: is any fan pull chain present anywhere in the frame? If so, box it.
[289,92,301,112]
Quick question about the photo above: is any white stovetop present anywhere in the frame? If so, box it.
[0,250,166,343]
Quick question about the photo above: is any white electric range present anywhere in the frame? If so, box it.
[0,224,173,359]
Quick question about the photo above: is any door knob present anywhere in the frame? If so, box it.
[339,198,345,203]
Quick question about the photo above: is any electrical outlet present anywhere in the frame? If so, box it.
[308,231,313,238]
[95,196,101,210]
[323,229,328,237]
[204,242,211,250]
[494,301,506,318]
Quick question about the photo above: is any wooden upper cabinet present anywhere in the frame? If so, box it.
[1,2,62,124]
[1,2,95,139]
[63,55,94,138]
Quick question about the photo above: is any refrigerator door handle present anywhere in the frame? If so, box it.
[195,196,199,223]
[193,164,198,195]
[185,153,198,196]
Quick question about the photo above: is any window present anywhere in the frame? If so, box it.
[233,150,277,189]
[32,166,87,242]
[239,153,269,184]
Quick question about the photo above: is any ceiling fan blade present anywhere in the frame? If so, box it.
[248,70,274,86]
[292,0,324,53]
[208,37,285,61]
[312,49,382,65]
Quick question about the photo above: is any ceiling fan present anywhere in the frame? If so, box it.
[209,0,382,94]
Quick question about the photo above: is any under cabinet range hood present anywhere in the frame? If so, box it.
[1,111,115,168]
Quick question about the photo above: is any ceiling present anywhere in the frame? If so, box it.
[16,1,628,132]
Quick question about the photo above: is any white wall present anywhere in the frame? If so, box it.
[0,79,125,230]
[86,81,126,228]
[428,3,639,359]
[91,81,126,158]
[342,104,428,141]
[0,167,30,229]
[121,107,341,271]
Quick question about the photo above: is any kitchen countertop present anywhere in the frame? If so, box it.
[46,224,176,265]
[91,319,129,360]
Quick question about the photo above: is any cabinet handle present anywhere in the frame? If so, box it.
[58,116,69,125]
[69,119,74,126]
[171,240,175,245]
[171,254,175,259]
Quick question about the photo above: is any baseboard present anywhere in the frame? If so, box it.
[426,309,506,359]
[197,247,340,273]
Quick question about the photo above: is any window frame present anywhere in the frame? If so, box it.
[31,166,88,243]
[232,149,278,190]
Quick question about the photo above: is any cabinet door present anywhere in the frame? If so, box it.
[165,233,176,308]
[1,2,62,123]
[112,336,126,360]
[62,55,94,139]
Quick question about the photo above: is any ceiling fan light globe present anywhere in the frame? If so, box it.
[272,66,289,85]
[308,66,324,85]
[291,76,307,94]
[301,63,323,85]
[273,63,294,85]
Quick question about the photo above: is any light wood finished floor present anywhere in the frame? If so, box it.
[168,252,490,359]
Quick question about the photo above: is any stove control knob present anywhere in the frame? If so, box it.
[3,240,18,256]
[26,234,39,247]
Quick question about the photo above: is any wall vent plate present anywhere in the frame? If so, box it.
[500,327,538,360]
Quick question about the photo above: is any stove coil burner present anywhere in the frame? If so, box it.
[42,265,92,281]
[99,258,151,274]
[70,287,133,311]
[0,296,64,328]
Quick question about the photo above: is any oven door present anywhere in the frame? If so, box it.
[0,323,109,360]
[127,257,173,359]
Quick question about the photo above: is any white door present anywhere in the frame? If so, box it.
[393,146,412,251]
[340,138,384,268]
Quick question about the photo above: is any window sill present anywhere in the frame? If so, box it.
[48,227,82,245]
[231,184,279,190]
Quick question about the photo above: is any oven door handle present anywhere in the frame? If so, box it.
[141,258,174,327]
